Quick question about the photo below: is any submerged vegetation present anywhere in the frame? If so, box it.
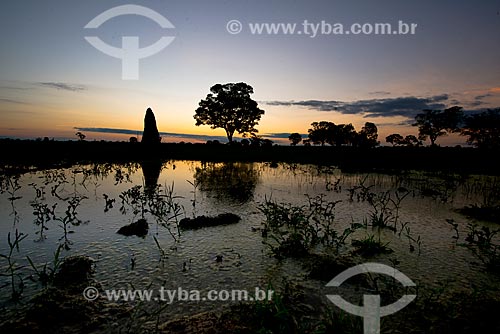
[258,194,361,258]
[1,161,500,333]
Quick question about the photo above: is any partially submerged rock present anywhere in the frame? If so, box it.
[117,218,148,237]
[305,254,358,282]
[458,204,500,224]
[179,213,241,229]
[54,255,95,289]
[0,255,129,334]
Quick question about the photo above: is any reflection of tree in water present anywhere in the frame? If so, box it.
[194,162,260,203]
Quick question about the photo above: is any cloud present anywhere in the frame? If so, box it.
[264,133,308,139]
[265,94,450,119]
[265,100,342,111]
[74,127,296,143]
[467,93,492,107]
[0,98,29,105]
[38,82,86,92]
[0,85,32,91]
[74,127,230,142]
[475,93,493,100]
[368,91,391,96]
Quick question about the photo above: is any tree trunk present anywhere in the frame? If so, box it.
[226,130,233,143]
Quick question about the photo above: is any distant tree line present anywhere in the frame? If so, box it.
[192,82,499,149]
[292,106,500,149]
[287,121,379,148]
[387,106,500,148]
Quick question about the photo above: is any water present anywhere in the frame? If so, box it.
[0,160,499,317]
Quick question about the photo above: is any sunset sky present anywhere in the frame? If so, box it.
[1,0,499,145]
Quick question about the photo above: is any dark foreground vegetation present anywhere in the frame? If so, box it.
[1,139,500,175]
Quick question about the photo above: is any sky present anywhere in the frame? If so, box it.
[1,0,499,145]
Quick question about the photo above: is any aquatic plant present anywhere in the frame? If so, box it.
[153,236,167,259]
[400,223,423,255]
[26,244,64,288]
[351,234,393,257]
[2,174,22,225]
[186,178,200,217]
[28,182,46,200]
[119,182,184,241]
[148,182,184,241]
[258,195,360,258]
[119,185,147,218]
[416,172,462,203]
[53,195,88,250]
[317,308,361,334]
[5,174,22,202]
[0,229,28,300]
[249,286,292,334]
[464,223,500,272]
[30,201,57,241]
[349,176,411,231]
[102,193,115,212]
[325,177,342,193]
[446,218,460,240]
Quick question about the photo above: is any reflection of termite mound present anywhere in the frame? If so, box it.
[194,162,260,203]
[140,160,163,191]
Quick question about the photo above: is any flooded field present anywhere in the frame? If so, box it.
[1,160,499,332]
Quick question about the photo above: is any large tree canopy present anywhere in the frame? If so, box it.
[355,122,379,148]
[308,121,356,147]
[194,83,265,142]
[413,106,463,146]
[288,133,302,146]
[460,108,500,149]
[308,121,332,146]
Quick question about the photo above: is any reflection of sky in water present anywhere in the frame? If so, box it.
[1,161,499,314]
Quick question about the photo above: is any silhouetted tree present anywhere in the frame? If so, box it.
[386,133,404,146]
[194,83,265,142]
[403,135,422,147]
[460,108,500,149]
[329,123,356,147]
[129,137,138,143]
[142,108,161,144]
[355,122,379,148]
[413,106,463,146]
[386,133,422,147]
[75,132,86,141]
[288,133,302,146]
[249,134,273,147]
[308,122,356,146]
[308,121,332,146]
